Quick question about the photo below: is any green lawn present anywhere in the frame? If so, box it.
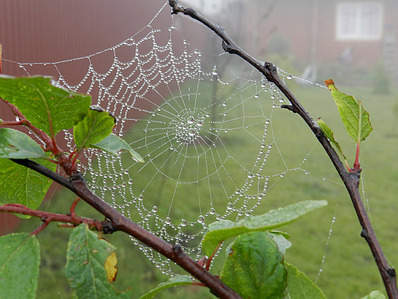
[17,78,398,298]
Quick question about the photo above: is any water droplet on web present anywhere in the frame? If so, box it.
[197,215,205,224]
[16,9,332,276]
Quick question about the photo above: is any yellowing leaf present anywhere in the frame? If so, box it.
[325,79,372,143]
[65,225,130,298]
[104,252,118,282]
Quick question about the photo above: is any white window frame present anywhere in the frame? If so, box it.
[336,2,383,41]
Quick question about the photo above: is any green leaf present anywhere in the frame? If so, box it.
[317,118,347,160]
[286,263,326,299]
[139,275,194,299]
[0,128,46,159]
[0,158,55,213]
[325,79,373,142]
[269,232,291,255]
[201,200,327,257]
[65,224,128,299]
[220,232,287,299]
[93,133,144,163]
[0,233,40,299]
[73,108,115,150]
[361,290,386,299]
[0,76,91,137]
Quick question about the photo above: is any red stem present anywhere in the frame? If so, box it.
[9,159,241,299]
[0,100,54,151]
[168,1,397,297]
[353,142,361,171]
[206,242,223,271]
[31,218,52,235]
[0,203,103,231]
[69,197,80,220]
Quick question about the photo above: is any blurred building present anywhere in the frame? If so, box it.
[244,0,398,81]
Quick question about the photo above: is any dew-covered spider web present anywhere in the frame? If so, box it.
[3,1,347,278]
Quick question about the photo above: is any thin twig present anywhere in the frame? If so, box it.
[9,159,241,299]
[0,203,102,231]
[168,1,397,297]
[0,100,54,149]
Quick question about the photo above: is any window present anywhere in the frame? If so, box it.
[336,2,383,41]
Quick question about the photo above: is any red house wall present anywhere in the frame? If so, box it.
[245,0,396,69]
[0,0,205,234]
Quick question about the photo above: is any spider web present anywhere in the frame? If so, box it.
[3,1,340,277]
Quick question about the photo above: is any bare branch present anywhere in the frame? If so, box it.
[0,203,102,232]
[9,158,241,299]
[168,1,398,297]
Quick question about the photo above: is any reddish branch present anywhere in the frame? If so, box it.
[1,84,239,295]
[10,159,241,299]
[167,1,398,297]
[0,203,103,234]
[0,99,79,175]
[0,100,53,149]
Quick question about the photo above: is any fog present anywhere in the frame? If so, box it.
[1,1,397,298]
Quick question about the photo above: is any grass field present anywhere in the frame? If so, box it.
[17,79,398,298]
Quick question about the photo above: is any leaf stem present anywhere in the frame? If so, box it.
[353,142,361,171]
[205,242,223,271]
[0,99,54,151]
[8,159,241,299]
[167,1,397,297]
[0,203,103,232]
